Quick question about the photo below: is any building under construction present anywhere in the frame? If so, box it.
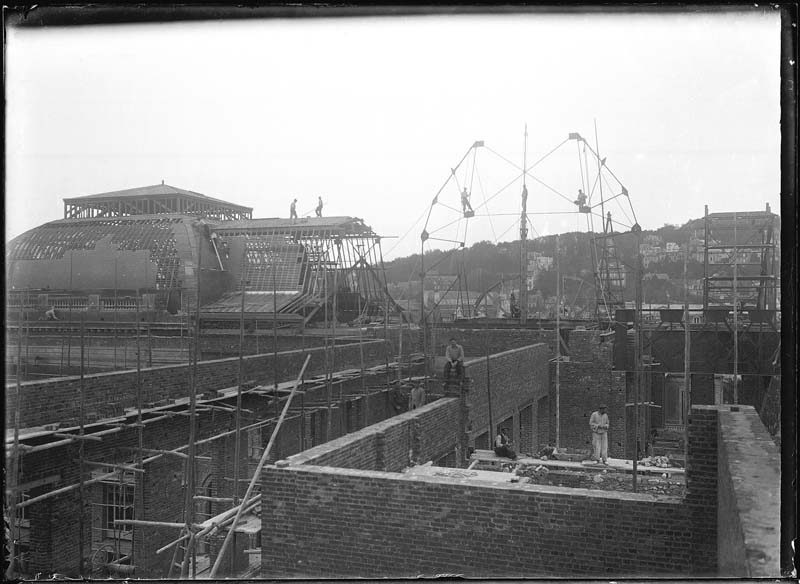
[4,186,786,579]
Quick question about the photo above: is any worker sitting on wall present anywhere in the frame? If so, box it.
[443,337,465,379]
[45,306,59,320]
[589,404,610,464]
[494,428,517,460]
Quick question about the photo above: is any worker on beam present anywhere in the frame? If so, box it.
[461,187,474,217]
[574,189,590,213]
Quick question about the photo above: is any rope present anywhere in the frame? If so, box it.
[384,206,430,259]
[588,211,612,323]
[475,170,497,242]
[577,139,587,198]
[494,218,523,242]
[427,215,468,237]
[526,173,578,207]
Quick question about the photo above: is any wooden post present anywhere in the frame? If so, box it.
[208,355,311,578]
[555,234,561,449]
[632,231,643,492]
[684,243,691,463]
[78,313,86,575]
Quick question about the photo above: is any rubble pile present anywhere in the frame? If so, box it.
[516,464,685,496]
[640,455,676,468]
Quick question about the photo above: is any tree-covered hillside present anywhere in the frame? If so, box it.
[384,218,709,306]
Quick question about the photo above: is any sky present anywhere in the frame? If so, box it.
[5,9,781,260]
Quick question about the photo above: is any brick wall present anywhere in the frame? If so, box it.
[260,464,691,578]
[464,344,550,454]
[716,406,781,577]
[428,326,556,358]
[6,340,389,428]
[548,331,626,457]
[257,393,780,578]
[285,399,462,471]
[15,379,410,577]
[686,405,718,575]
[373,325,422,358]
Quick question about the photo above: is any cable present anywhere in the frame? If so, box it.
[475,170,497,242]
[384,206,431,259]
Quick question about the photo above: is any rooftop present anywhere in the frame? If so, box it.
[63,183,252,212]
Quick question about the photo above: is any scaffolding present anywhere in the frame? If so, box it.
[63,183,252,221]
[703,204,780,320]
[204,217,404,326]
[4,294,420,579]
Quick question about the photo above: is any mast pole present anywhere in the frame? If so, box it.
[733,212,739,404]
[520,124,529,325]
[684,243,691,461]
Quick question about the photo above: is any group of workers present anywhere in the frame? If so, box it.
[442,337,610,464]
[289,196,324,220]
[491,405,609,463]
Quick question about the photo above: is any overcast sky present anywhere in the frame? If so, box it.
[5,10,781,259]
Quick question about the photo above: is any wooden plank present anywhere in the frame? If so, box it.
[7,473,61,493]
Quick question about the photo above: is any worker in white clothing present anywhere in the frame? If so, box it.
[409,383,426,410]
[589,404,609,464]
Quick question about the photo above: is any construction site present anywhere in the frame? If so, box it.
[4,132,786,579]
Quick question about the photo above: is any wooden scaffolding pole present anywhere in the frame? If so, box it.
[77,313,86,575]
[208,354,311,578]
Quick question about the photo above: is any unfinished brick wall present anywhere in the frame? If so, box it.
[260,464,691,578]
[373,325,422,359]
[716,406,781,577]
[198,333,331,359]
[285,399,462,471]
[548,331,627,457]
[259,392,783,578]
[686,405,718,575]
[6,340,389,428]
[464,343,550,454]
[428,326,556,358]
[14,379,410,577]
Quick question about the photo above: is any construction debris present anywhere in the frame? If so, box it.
[639,455,676,468]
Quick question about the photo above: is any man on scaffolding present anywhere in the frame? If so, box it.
[460,187,474,217]
[574,189,589,213]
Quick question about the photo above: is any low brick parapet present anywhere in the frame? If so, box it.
[716,405,781,577]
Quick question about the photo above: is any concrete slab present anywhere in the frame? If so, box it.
[470,449,684,475]
[403,465,526,484]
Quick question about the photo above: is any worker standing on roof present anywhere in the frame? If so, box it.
[460,187,474,215]
[494,428,517,460]
[315,196,323,217]
[589,404,609,464]
[290,198,298,220]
